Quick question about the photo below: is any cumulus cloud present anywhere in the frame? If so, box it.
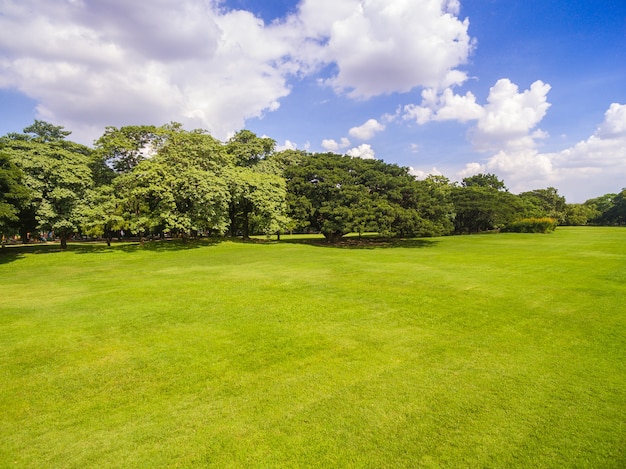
[404,79,551,152]
[0,0,476,143]
[409,166,443,179]
[404,88,484,124]
[310,0,474,98]
[348,118,385,140]
[472,79,552,152]
[321,137,351,151]
[347,143,376,159]
[459,103,626,200]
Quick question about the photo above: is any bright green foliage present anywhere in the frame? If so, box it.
[285,153,453,242]
[519,187,567,223]
[77,185,125,246]
[0,152,31,240]
[503,217,558,233]
[227,166,288,238]
[94,124,167,174]
[114,128,231,239]
[226,129,276,166]
[20,119,72,142]
[563,203,599,225]
[0,138,93,248]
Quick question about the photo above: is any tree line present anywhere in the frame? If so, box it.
[1,121,624,248]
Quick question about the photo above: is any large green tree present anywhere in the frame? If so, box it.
[451,174,523,233]
[284,153,452,243]
[113,127,232,240]
[1,123,93,248]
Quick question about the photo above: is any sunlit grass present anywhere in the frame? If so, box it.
[1,227,625,467]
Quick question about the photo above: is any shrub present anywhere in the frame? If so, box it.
[503,217,558,233]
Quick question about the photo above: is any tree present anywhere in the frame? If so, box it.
[604,189,626,225]
[94,124,166,174]
[284,153,452,243]
[226,130,276,166]
[462,173,507,191]
[114,128,232,241]
[77,185,125,246]
[0,152,31,243]
[227,166,288,238]
[19,120,72,142]
[519,187,567,223]
[223,130,288,238]
[0,137,93,248]
[563,203,598,226]
[452,175,523,233]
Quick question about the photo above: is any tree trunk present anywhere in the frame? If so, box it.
[324,231,344,244]
[19,227,30,244]
[60,234,68,250]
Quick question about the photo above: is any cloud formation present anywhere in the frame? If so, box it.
[347,143,376,159]
[321,137,351,151]
[459,102,626,199]
[349,118,385,140]
[0,0,474,143]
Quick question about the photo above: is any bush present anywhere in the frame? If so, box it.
[503,217,558,233]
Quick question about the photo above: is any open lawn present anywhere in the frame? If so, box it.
[1,227,625,468]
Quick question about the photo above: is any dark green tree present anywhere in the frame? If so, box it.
[284,153,453,243]
[0,152,31,243]
[452,174,523,233]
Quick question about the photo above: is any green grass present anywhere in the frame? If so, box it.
[1,227,625,468]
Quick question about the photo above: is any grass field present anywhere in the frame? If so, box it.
[1,227,625,468]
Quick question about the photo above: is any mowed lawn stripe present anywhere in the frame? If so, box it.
[0,227,624,467]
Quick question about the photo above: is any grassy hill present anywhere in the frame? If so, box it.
[1,227,625,467]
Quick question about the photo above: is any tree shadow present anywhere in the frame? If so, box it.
[0,237,223,264]
[279,236,439,250]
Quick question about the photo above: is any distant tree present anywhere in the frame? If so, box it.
[462,173,507,191]
[20,120,72,142]
[563,203,598,226]
[77,185,125,246]
[284,153,452,242]
[604,189,626,225]
[519,187,567,223]
[114,128,232,241]
[452,175,523,233]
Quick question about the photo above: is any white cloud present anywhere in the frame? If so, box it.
[347,143,376,159]
[405,79,551,153]
[409,166,443,179]
[404,87,484,124]
[276,140,298,151]
[0,0,476,143]
[469,103,626,200]
[457,162,484,179]
[321,137,351,151]
[348,118,385,140]
[314,0,474,98]
[472,79,552,152]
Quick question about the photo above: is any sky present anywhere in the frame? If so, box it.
[0,0,625,202]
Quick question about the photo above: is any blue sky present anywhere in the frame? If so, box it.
[1,0,625,202]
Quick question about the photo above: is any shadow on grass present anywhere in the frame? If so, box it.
[0,238,222,265]
[279,236,439,249]
[0,235,438,265]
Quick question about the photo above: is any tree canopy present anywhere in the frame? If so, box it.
[1,120,623,247]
